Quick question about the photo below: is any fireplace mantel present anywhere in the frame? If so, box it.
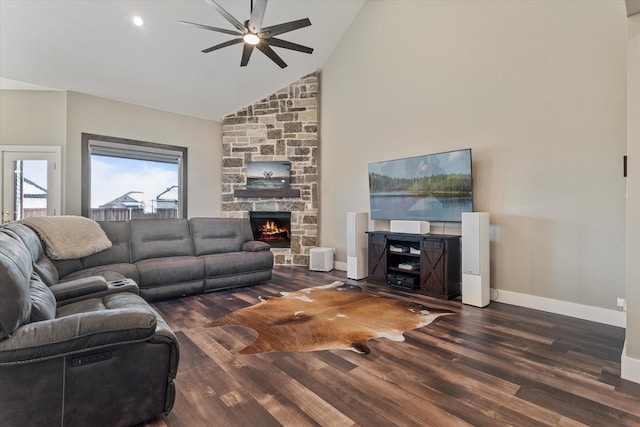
[234,188,301,198]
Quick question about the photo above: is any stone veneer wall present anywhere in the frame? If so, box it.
[221,72,319,266]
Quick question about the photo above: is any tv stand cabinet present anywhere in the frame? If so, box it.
[367,231,461,300]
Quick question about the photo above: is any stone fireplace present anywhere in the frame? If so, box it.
[249,211,291,248]
[221,72,319,266]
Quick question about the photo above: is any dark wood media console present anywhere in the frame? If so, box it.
[367,231,461,300]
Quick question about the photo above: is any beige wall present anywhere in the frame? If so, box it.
[626,13,640,363]
[0,90,222,218]
[66,92,222,217]
[320,1,627,310]
[0,90,67,146]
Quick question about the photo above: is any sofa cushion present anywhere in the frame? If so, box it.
[1,222,60,286]
[52,258,84,280]
[136,256,204,288]
[201,251,274,277]
[82,221,131,268]
[0,233,33,340]
[33,256,60,287]
[2,293,158,363]
[190,218,253,255]
[130,219,194,263]
[29,273,57,322]
[1,222,43,262]
[242,240,272,252]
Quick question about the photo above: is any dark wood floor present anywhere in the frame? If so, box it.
[142,266,640,427]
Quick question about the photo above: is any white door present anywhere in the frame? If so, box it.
[0,146,62,223]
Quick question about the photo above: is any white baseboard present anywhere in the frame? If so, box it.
[330,265,625,327]
[622,341,640,384]
[493,288,626,328]
[334,261,347,271]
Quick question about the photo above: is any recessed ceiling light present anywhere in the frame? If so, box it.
[132,16,144,27]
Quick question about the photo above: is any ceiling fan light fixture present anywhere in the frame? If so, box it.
[243,33,261,45]
[132,16,144,27]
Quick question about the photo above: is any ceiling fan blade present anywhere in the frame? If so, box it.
[241,43,255,66]
[248,0,268,32]
[260,18,311,38]
[201,38,244,53]
[180,21,243,37]
[204,0,246,33]
[267,37,313,54]
[256,43,287,68]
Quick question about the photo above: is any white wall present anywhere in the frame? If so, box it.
[0,90,222,218]
[320,1,627,311]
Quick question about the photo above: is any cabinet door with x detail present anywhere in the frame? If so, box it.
[420,238,447,295]
[367,233,388,282]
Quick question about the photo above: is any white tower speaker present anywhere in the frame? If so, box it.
[347,212,369,279]
[462,212,490,307]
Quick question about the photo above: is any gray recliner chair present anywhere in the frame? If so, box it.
[0,224,179,427]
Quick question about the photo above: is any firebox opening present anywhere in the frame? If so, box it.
[249,211,291,249]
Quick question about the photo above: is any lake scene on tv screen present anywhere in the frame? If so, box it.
[246,161,291,190]
[368,149,473,222]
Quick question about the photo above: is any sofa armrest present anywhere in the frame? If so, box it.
[242,240,271,252]
[0,307,157,364]
[50,276,109,301]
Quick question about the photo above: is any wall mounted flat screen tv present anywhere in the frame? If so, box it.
[246,161,291,190]
[368,149,473,222]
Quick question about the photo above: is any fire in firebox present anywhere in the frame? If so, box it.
[259,220,290,242]
[249,211,292,249]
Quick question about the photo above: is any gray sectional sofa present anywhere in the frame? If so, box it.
[52,217,275,301]
[0,216,274,427]
[0,221,179,427]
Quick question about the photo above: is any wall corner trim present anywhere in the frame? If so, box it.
[622,341,640,384]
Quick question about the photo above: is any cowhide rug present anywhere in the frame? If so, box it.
[205,281,455,354]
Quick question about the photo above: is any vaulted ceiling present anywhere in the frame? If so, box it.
[2,0,635,121]
[0,0,365,120]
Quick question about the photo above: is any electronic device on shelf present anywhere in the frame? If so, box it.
[387,273,418,290]
[398,261,420,271]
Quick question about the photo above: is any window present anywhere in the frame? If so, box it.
[81,133,187,221]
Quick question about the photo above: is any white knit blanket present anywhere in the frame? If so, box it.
[19,216,112,260]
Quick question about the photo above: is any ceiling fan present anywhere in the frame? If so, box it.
[181,0,314,69]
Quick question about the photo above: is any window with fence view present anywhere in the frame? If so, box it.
[82,134,187,221]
